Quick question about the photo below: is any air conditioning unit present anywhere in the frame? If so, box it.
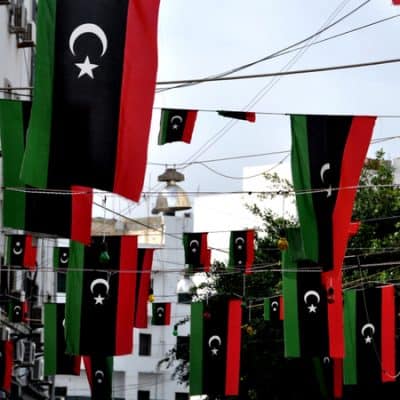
[9,0,27,34]
[24,341,35,365]
[15,340,25,363]
[31,357,44,381]
[17,22,34,48]
[0,327,11,341]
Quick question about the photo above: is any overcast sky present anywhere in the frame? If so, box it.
[96,0,400,218]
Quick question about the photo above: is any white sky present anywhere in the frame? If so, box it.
[96,0,400,219]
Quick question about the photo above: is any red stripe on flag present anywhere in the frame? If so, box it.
[393,0,400,4]
[348,221,360,238]
[83,356,93,391]
[71,186,93,245]
[3,341,13,393]
[322,271,344,358]
[114,0,160,201]
[245,230,255,274]
[225,299,242,396]
[165,303,171,325]
[115,236,137,355]
[135,249,154,328]
[279,295,284,321]
[246,112,256,122]
[23,235,37,270]
[333,116,376,274]
[200,233,209,272]
[73,356,81,376]
[333,358,343,399]
[182,110,197,143]
[381,284,396,382]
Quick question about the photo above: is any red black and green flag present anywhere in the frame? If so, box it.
[190,297,242,397]
[53,246,70,292]
[313,357,343,400]
[151,302,171,326]
[290,114,376,272]
[133,248,155,328]
[343,285,396,386]
[44,303,81,376]
[0,341,13,394]
[217,110,256,123]
[183,232,209,272]
[65,235,137,355]
[8,294,27,323]
[20,0,160,202]
[264,296,284,322]
[282,228,329,358]
[158,109,198,144]
[83,355,113,400]
[228,229,255,274]
[5,234,37,270]
[0,99,93,244]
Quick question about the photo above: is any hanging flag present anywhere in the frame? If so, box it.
[0,99,92,244]
[5,234,37,270]
[281,228,329,358]
[53,246,70,292]
[313,357,343,400]
[290,114,376,272]
[228,230,255,274]
[263,296,284,322]
[183,232,209,272]
[20,0,160,202]
[158,109,198,145]
[134,248,155,328]
[343,285,396,386]
[83,355,113,400]
[65,236,137,355]
[217,110,256,123]
[8,294,27,323]
[151,302,171,326]
[190,297,242,397]
[44,303,81,376]
[176,336,190,360]
[0,341,13,394]
[393,0,400,4]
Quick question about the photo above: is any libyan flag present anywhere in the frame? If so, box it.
[0,99,93,244]
[264,296,283,322]
[228,229,255,274]
[5,234,37,270]
[44,303,81,376]
[158,109,198,144]
[133,248,155,328]
[83,355,113,400]
[217,110,256,123]
[282,228,329,358]
[183,232,209,272]
[65,236,137,355]
[0,341,13,394]
[343,285,396,386]
[190,297,242,397]
[290,114,376,272]
[54,246,70,292]
[151,302,171,326]
[20,0,160,202]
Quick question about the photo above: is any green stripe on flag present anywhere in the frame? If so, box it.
[44,303,57,376]
[343,290,357,385]
[282,228,303,358]
[290,115,318,261]
[65,241,84,355]
[0,100,26,229]
[263,298,270,321]
[158,110,170,145]
[20,0,56,188]
[190,301,204,395]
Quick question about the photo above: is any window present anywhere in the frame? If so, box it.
[175,393,189,400]
[139,333,151,356]
[137,390,150,400]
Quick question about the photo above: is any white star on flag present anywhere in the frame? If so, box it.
[94,294,105,305]
[75,56,99,79]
